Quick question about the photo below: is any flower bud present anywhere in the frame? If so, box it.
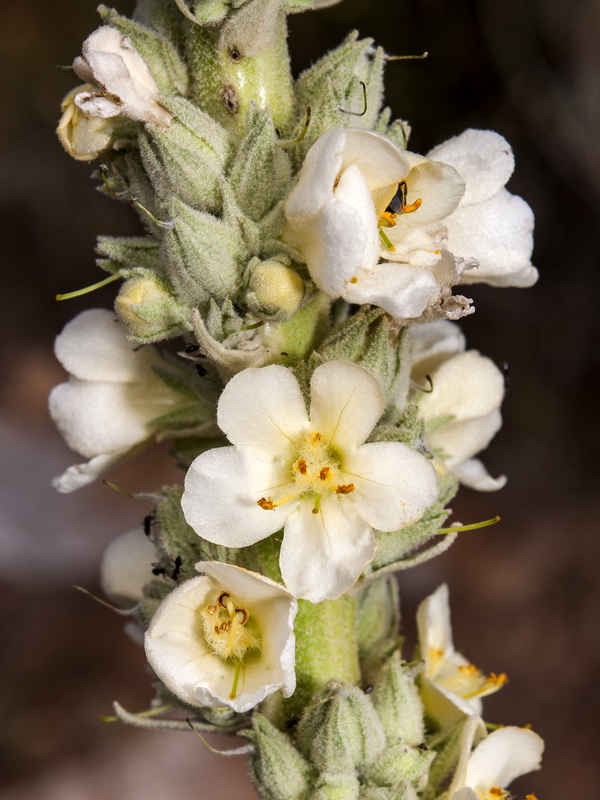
[313,772,360,800]
[57,85,115,161]
[248,713,315,800]
[296,681,386,775]
[247,259,305,318]
[370,654,425,747]
[100,526,156,605]
[366,743,434,791]
[114,274,190,341]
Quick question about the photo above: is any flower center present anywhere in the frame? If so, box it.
[201,590,261,662]
[428,647,508,700]
[257,431,355,514]
[478,788,507,800]
[378,180,423,251]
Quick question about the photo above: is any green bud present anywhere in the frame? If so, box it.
[261,292,330,363]
[139,96,233,214]
[133,0,187,46]
[427,715,483,794]
[293,32,385,161]
[162,197,246,306]
[229,104,292,221]
[185,0,295,135]
[247,713,315,800]
[317,306,403,399]
[114,273,191,341]
[96,235,161,273]
[98,5,189,96]
[296,682,386,775]
[360,782,418,800]
[355,575,400,677]
[246,257,305,318]
[313,772,360,800]
[370,654,425,747]
[367,743,435,792]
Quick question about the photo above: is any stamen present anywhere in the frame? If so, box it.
[297,459,307,475]
[217,592,230,608]
[312,494,321,514]
[350,277,358,284]
[336,483,355,494]
[378,227,396,251]
[234,608,250,625]
[257,497,276,510]
[312,432,322,442]
[379,211,397,227]
[229,660,242,700]
[319,467,330,480]
[402,197,422,213]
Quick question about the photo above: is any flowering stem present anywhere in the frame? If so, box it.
[278,594,360,722]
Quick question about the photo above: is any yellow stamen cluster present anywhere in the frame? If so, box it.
[200,590,260,661]
[478,789,508,800]
[429,647,508,700]
[256,431,355,513]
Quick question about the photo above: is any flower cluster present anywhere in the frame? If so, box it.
[50,1,543,798]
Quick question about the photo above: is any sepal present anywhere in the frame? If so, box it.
[96,235,161,273]
[139,96,233,213]
[246,713,315,800]
[370,654,425,747]
[354,575,400,681]
[295,681,386,775]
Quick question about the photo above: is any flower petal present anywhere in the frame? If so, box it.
[466,726,544,791]
[52,447,142,493]
[409,320,466,383]
[309,361,384,451]
[285,127,346,221]
[344,441,439,531]
[182,446,292,546]
[402,159,465,224]
[452,458,507,492]
[428,129,515,206]
[279,498,375,602]
[446,189,537,287]
[343,261,439,320]
[416,583,455,664]
[101,527,157,604]
[217,364,308,456]
[49,379,159,457]
[430,410,503,468]
[420,351,505,424]
[54,308,162,382]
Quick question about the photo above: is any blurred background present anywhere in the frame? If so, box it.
[0,0,598,797]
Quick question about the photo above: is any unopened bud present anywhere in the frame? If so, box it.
[57,85,116,161]
[248,260,305,318]
[370,654,425,747]
[296,681,386,775]
[115,275,189,341]
[248,713,315,800]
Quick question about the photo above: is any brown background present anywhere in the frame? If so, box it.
[0,0,598,797]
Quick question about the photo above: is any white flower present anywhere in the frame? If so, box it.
[182,360,438,602]
[429,129,537,288]
[49,308,181,492]
[72,26,172,128]
[284,127,536,321]
[100,526,157,605]
[57,85,116,161]
[144,561,297,713]
[450,725,544,800]
[416,584,508,728]
[412,323,506,491]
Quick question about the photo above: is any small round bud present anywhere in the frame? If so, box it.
[56,85,115,161]
[115,275,187,341]
[249,261,304,317]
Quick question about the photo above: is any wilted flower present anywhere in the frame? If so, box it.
[57,85,116,161]
[144,561,297,713]
[450,725,544,800]
[49,308,182,492]
[182,360,438,602]
[416,584,507,727]
[411,322,506,491]
[72,26,172,128]
[284,127,536,321]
